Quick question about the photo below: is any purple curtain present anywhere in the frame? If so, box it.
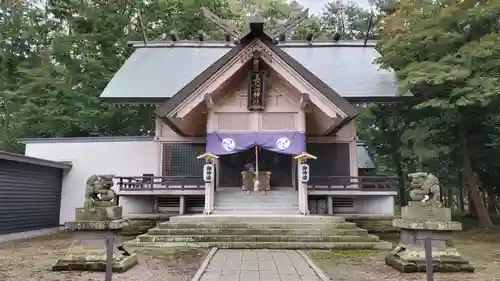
[206,132,306,155]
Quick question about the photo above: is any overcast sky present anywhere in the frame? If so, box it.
[298,0,371,14]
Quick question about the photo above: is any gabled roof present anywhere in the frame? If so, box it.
[155,29,358,118]
[100,41,400,104]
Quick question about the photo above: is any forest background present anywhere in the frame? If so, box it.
[1,0,500,227]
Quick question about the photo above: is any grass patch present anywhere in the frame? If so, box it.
[308,226,500,281]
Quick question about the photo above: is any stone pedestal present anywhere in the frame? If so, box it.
[53,206,138,273]
[52,230,138,272]
[75,206,123,221]
[385,201,474,273]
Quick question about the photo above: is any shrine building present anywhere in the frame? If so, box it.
[22,16,403,224]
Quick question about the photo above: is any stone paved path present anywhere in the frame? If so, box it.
[199,249,323,281]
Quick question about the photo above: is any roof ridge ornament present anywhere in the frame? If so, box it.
[272,9,309,40]
[201,7,241,39]
[201,7,310,42]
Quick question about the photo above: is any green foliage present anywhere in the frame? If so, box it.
[360,0,500,207]
[322,1,375,40]
[0,0,377,152]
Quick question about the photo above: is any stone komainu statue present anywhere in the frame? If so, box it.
[84,175,116,208]
[408,172,441,203]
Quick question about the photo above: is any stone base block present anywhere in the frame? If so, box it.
[393,219,462,231]
[75,206,123,221]
[401,202,451,221]
[385,253,474,273]
[65,219,129,231]
[52,248,138,273]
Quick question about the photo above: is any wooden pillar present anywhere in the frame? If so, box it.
[302,181,309,215]
[327,195,333,215]
[349,141,358,188]
[209,183,215,213]
[215,158,220,191]
[204,182,214,215]
[297,159,304,213]
[297,158,309,215]
[198,153,218,215]
[153,196,159,213]
[295,153,316,215]
[179,195,186,215]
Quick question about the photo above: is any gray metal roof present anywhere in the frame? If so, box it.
[0,150,72,170]
[357,143,375,169]
[282,46,398,99]
[100,41,400,101]
[101,45,231,100]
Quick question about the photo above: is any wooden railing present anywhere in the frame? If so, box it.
[308,176,398,191]
[116,176,205,190]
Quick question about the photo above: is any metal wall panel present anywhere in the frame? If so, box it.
[0,160,63,235]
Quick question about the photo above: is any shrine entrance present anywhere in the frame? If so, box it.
[218,147,293,188]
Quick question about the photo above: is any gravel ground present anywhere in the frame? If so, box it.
[308,227,500,281]
[0,232,208,281]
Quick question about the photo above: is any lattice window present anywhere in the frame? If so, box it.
[163,143,205,176]
[307,143,350,177]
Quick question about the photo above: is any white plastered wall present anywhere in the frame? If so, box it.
[24,138,159,224]
[354,195,394,215]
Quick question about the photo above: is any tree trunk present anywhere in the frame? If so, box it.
[456,158,465,212]
[468,190,477,217]
[458,188,464,212]
[487,190,500,215]
[458,120,493,228]
[447,186,453,209]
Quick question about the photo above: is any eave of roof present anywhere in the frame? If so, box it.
[0,150,72,170]
[100,95,414,104]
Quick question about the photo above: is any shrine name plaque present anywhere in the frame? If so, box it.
[247,71,265,111]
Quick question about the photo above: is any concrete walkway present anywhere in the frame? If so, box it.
[197,249,324,281]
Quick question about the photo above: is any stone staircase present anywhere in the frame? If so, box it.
[213,187,298,214]
[125,215,392,250]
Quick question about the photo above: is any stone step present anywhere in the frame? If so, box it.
[137,234,380,243]
[215,202,298,205]
[213,211,299,215]
[214,205,298,209]
[216,190,295,193]
[147,227,369,236]
[215,206,299,211]
[215,201,297,205]
[216,193,295,198]
[168,215,346,223]
[157,221,358,230]
[218,192,294,194]
[125,240,393,250]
